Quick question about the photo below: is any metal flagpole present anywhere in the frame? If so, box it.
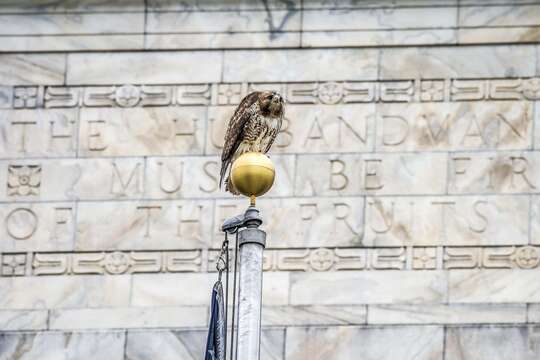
[221,205,266,360]
[235,206,265,360]
[220,152,275,360]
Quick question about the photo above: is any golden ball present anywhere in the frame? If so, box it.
[231,152,275,199]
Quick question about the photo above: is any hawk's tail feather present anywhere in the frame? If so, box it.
[219,160,230,189]
[225,175,240,195]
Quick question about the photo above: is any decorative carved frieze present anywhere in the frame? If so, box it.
[26,250,203,276]
[1,246,538,277]
[3,78,539,110]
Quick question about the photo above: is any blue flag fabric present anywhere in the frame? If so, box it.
[205,280,226,360]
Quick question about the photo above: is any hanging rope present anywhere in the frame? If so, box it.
[205,237,228,360]
[214,228,240,360]
[224,233,229,358]
[230,230,240,360]
[215,234,229,358]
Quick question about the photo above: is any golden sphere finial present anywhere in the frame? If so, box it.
[231,152,275,205]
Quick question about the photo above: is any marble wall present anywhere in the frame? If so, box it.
[1,0,540,359]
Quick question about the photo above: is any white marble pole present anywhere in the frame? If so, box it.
[235,207,266,360]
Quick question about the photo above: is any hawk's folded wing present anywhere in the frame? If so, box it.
[219,91,260,187]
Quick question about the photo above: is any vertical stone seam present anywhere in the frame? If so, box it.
[143,0,148,50]
[372,88,379,154]
[25,251,32,277]
[128,271,135,306]
[456,0,461,45]
[46,309,51,330]
[442,325,448,360]
[63,53,69,86]
[292,153,298,197]
[299,0,304,48]
[364,304,369,325]
[445,151,450,195]
[123,329,129,360]
[287,271,292,306]
[530,100,536,150]
[220,50,225,83]
[72,98,83,262]
[536,45,539,76]
[528,194,533,245]
[202,105,209,157]
[210,197,217,258]
[206,100,216,252]
[75,105,82,158]
[72,199,80,254]
[142,157,148,199]
[282,326,288,360]
[444,269,450,305]
[361,195,367,247]
[533,97,539,246]
[376,47,382,81]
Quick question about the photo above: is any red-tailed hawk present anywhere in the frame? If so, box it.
[219,91,284,195]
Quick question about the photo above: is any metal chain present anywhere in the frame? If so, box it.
[216,236,229,280]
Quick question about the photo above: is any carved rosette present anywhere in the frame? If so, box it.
[7,165,42,197]
[103,252,132,274]
[318,82,344,105]
[114,85,141,107]
[2,254,27,276]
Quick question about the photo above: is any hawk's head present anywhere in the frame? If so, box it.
[258,91,284,117]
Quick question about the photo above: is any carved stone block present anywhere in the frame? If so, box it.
[214,197,363,248]
[285,325,443,360]
[79,107,207,156]
[76,200,213,250]
[380,46,536,79]
[145,155,295,199]
[66,51,223,85]
[223,49,378,82]
[131,272,289,307]
[0,310,48,331]
[0,203,75,252]
[446,326,540,360]
[294,153,447,196]
[0,54,65,85]
[449,269,540,303]
[367,304,527,324]
[376,101,532,152]
[49,306,208,330]
[448,151,540,194]
[0,109,78,158]
[364,195,528,246]
[0,275,130,309]
[290,271,448,305]
[207,104,376,155]
[0,331,125,360]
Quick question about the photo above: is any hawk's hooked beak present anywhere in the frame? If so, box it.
[268,93,283,115]
[271,94,283,104]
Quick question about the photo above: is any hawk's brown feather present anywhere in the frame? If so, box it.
[219,91,260,188]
